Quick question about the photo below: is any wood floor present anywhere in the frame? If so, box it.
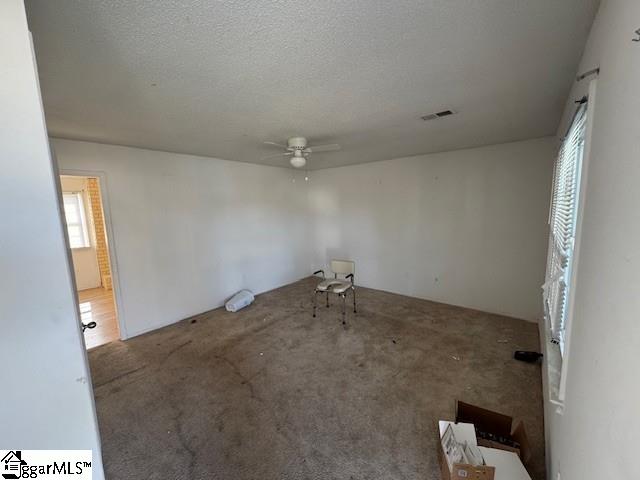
[78,287,119,349]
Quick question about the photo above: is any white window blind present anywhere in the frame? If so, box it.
[63,192,90,249]
[543,102,588,354]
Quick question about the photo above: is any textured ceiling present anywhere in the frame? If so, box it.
[25,0,599,170]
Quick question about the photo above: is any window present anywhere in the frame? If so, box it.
[63,192,91,249]
[543,101,588,355]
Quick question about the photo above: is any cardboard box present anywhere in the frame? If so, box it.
[438,421,496,480]
[437,401,532,480]
[455,401,531,464]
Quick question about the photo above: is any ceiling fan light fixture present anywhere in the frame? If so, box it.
[264,136,339,168]
[290,156,306,168]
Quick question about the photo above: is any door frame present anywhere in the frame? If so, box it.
[59,169,129,340]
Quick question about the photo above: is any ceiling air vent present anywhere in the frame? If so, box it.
[421,109,457,121]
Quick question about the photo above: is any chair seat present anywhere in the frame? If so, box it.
[316,278,352,294]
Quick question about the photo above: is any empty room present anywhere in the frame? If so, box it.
[2,1,639,479]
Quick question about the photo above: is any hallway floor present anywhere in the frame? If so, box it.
[79,287,118,349]
[89,278,544,479]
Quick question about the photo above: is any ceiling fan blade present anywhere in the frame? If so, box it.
[264,141,288,148]
[260,151,293,161]
[306,143,341,153]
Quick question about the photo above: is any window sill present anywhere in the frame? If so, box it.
[543,321,565,414]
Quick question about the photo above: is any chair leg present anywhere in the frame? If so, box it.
[326,291,330,307]
[341,293,346,325]
[352,287,357,313]
[312,290,318,317]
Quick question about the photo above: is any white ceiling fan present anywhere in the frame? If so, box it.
[261,137,341,168]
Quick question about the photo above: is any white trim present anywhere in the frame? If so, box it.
[557,78,597,401]
[58,168,129,340]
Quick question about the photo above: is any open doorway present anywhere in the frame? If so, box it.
[60,175,119,349]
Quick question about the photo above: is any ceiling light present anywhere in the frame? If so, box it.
[290,156,306,168]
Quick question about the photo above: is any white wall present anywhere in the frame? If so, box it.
[53,139,311,338]
[0,1,104,477]
[308,137,555,321]
[60,176,102,290]
[544,1,640,479]
[53,137,554,336]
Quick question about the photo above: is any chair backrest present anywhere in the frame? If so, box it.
[331,259,355,276]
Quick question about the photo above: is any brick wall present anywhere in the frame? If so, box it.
[86,178,112,289]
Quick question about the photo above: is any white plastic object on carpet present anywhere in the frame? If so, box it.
[225,290,255,312]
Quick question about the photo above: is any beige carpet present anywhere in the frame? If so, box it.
[89,277,544,479]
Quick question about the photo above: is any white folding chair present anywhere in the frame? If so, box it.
[312,260,357,324]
